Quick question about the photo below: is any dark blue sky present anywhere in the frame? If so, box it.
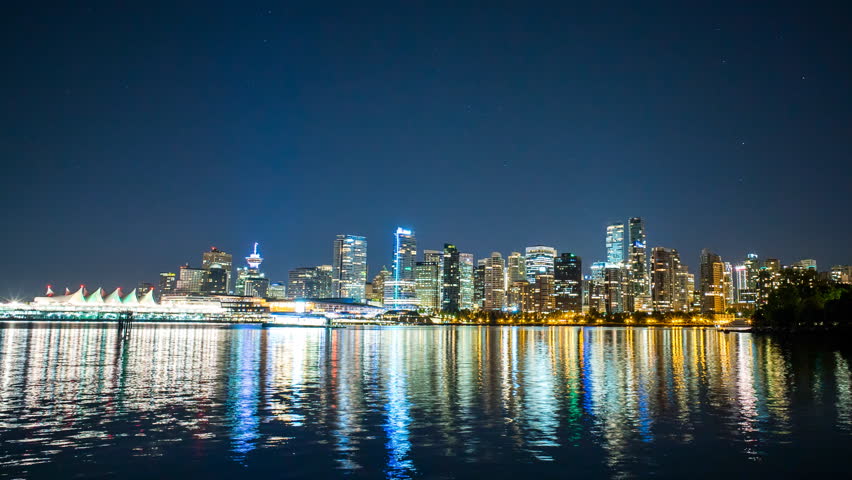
[2,2,851,298]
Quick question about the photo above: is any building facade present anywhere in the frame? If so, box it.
[332,234,368,302]
[524,246,557,283]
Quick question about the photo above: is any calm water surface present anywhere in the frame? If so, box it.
[1,323,850,479]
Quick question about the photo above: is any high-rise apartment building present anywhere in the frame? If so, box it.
[555,252,582,312]
[415,261,441,311]
[603,266,624,314]
[201,247,233,293]
[459,253,475,310]
[369,266,391,304]
[507,252,525,284]
[332,234,368,302]
[507,281,532,313]
[524,246,557,283]
[626,217,650,312]
[441,244,461,311]
[700,248,727,313]
[474,259,486,309]
[533,274,555,314]
[651,247,683,312]
[483,252,506,310]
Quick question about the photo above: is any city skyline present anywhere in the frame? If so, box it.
[2,3,851,298]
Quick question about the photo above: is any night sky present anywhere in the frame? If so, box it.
[2,2,851,298]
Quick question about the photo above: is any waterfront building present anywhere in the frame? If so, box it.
[201,247,233,293]
[332,234,368,302]
[524,246,557,283]
[384,227,418,310]
[532,274,555,314]
[267,281,287,300]
[507,281,532,313]
[176,265,206,295]
[137,282,156,299]
[606,223,626,266]
[201,265,228,295]
[370,266,390,304]
[483,252,506,310]
[415,261,441,311]
[700,248,727,313]
[287,266,332,299]
[507,252,525,284]
[158,272,177,296]
[244,275,269,298]
[588,262,607,313]
[554,252,582,312]
[423,249,444,301]
[474,259,486,309]
[441,244,461,311]
[626,217,650,312]
[459,253,475,310]
[732,265,751,305]
[603,266,624,314]
[651,247,683,312]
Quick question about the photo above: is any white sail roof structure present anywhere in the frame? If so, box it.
[85,288,105,304]
[139,290,157,306]
[122,289,139,305]
[104,288,124,305]
[34,286,87,305]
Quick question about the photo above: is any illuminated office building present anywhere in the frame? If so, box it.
[158,272,177,296]
[603,266,624,314]
[626,217,650,312]
[524,246,556,283]
[267,281,287,300]
[201,265,228,295]
[201,247,233,293]
[370,266,391,304]
[533,274,555,314]
[474,259,486,309]
[441,244,461,311]
[651,247,683,312]
[176,265,206,295]
[384,227,418,310]
[415,261,441,311]
[332,234,368,302]
[288,266,332,299]
[700,248,727,313]
[606,223,626,266]
[507,252,525,283]
[459,253,475,310]
[554,252,582,312]
[483,252,506,310]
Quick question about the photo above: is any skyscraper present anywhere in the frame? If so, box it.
[626,217,650,312]
[459,253,475,310]
[603,266,624,314]
[287,266,332,299]
[507,252,525,283]
[700,248,726,313]
[176,265,206,295]
[441,244,461,311]
[555,252,582,312]
[474,259,486,309]
[606,223,626,266]
[369,266,391,304]
[423,249,444,301]
[384,227,418,310]
[415,261,441,312]
[483,252,506,310]
[201,247,233,293]
[332,234,368,302]
[524,246,557,283]
[533,274,555,314]
[651,247,683,312]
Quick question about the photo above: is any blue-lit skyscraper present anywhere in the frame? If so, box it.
[606,223,626,266]
[384,227,418,310]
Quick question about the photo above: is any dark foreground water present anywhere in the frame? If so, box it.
[1,323,850,479]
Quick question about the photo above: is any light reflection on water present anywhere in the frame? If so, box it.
[1,323,851,478]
